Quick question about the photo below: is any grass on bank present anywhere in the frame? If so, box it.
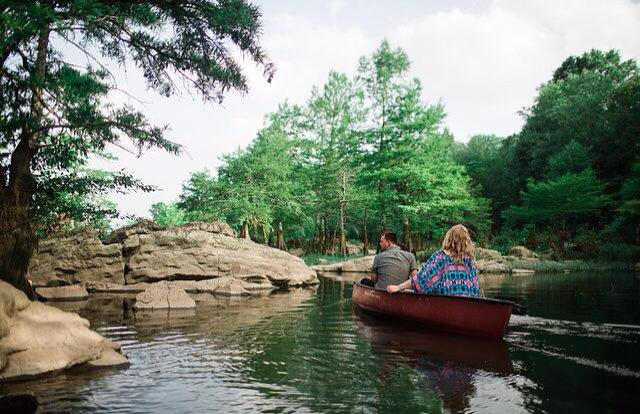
[504,258,637,273]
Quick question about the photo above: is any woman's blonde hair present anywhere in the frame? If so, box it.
[442,224,474,262]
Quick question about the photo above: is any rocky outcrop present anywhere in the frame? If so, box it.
[312,256,375,273]
[511,268,536,275]
[35,285,89,302]
[29,228,124,287]
[120,221,317,287]
[28,220,318,291]
[474,247,505,262]
[473,247,507,274]
[475,260,508,273]
[0,281,128,381]
[508,245,539,260]
[133,282,196,310]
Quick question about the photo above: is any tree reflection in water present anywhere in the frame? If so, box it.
[354,309,513,412]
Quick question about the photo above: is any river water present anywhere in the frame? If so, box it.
[2,271,639,413]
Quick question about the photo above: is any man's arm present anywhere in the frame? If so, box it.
[370,255,379,283]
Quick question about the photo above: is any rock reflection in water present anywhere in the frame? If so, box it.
[354,309,513,413]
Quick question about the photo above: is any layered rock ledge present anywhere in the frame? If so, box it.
[28,220,319,297]
[0,281,128,381]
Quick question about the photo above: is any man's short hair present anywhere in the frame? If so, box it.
[382,232,398,244]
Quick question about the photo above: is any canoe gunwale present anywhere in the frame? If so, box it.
[352,281,518,307]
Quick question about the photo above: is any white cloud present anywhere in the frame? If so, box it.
[328,0,347,17]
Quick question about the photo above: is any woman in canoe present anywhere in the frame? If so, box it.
[386,224,481,298]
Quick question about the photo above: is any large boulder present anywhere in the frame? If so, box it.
[474,247,505,263]
[133,282,196,310]
[475,259,508,274]
[509,245,539,260]
[121,221,318,287]
[28,228,124,287]
[0,281,128,381]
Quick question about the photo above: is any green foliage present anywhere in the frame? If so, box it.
[30,167,153,237]
[175,40,490,250]
[546,140,591,178]
[455,49,639,259]
[504,170,611,225]
[179,107,315,240]
[149,202,187,228]
[1,0,273,233]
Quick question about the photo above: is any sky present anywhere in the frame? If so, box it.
[87,0,640,221]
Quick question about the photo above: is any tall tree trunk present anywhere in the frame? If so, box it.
[261,224,269,245]
[240,220,250,240]
[402,217,413,252]
[0,141,37,300]
[276,222,287,251]
[330,226,337,255]
[339,171,347,256]
[362,219,368,256]
[322,214,328,254]
[0,26,50,299]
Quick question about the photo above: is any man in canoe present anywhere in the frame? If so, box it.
[386,224,482,298]
[370,232,418,289]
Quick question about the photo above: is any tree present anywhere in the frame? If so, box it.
[0,1,274,298]
[503,170,611,253]
[149,201,187,228]
[357,39,412,231]
[454,134,519,229]
[180,106,313,246]
[514,49,638,190]
[303,70,364,254]
[614,161,640,243]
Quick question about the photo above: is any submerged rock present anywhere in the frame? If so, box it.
[28,228,124,287]
[0,281,128,381]
[35,285,89,301]
[133,282,196,310]
[510,268,536,275]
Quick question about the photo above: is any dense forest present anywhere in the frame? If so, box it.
[147,43,639,261]
[25,41,640,262]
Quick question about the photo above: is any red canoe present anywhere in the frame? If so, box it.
[351,281,514,339]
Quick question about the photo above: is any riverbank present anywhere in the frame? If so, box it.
[303,245,639,274]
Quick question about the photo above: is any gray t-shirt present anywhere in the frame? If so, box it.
[371,245,418,289]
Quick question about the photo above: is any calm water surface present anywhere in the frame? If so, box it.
[2,271,639,413]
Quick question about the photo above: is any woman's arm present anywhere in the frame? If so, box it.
[387,252,443,294]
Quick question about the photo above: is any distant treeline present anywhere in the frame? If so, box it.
[146,44,639,260]
[44,42,640,261]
